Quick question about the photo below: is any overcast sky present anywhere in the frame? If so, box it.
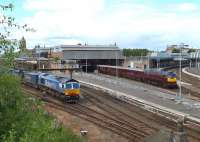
[7,0,200,50]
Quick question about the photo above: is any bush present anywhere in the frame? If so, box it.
[0,72,84,142]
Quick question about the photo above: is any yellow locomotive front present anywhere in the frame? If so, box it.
[64,81,80,100]
[166,72,178,88]
[167,77,177,83]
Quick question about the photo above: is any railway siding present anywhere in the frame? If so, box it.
[78,79,200,127]
[179,68,200,98]
[22,86,150,141]
[182,68,200,79]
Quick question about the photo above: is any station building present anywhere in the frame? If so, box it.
[34,44,124,71]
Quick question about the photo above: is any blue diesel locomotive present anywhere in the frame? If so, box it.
[38,73,80,101]
[11,69,80,102]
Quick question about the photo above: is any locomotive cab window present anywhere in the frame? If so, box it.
[40,78,45,84]
[66,83,72,89]
[73,83,80,89]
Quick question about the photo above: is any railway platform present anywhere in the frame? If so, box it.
[58,72,200,119]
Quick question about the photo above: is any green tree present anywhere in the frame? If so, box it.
[53,56,60,68]
[2,47,17,67]
[187,49,196,53]
[0,70,84,142]
[172,48,180,53]
[53,56,60,63]
[0,3,34,67]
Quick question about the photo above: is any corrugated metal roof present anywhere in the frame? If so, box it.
[35,44,121,53]
[62,47,120,51]
[63,50,124,59]
[59,45,120,51]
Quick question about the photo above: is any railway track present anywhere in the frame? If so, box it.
[81,87,178,130]
[22,86,149,141]
[22,84,200,142]
[50,103,144,141]
[82,88,158,134]
[168,68,198,88]
[182,71,200,89]
[169,68,200,99]
[80,86,200,142]
[74,104,146,141]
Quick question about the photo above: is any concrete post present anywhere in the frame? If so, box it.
[173,120,188,142]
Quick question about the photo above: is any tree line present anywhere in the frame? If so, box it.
[172,48,196,53]
[123,48,149,57]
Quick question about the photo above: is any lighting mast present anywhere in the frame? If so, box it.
[178,43,187,100]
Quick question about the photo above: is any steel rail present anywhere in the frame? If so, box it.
[79,81,200,126]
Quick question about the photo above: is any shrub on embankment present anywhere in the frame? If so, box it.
[0,70,84,142]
